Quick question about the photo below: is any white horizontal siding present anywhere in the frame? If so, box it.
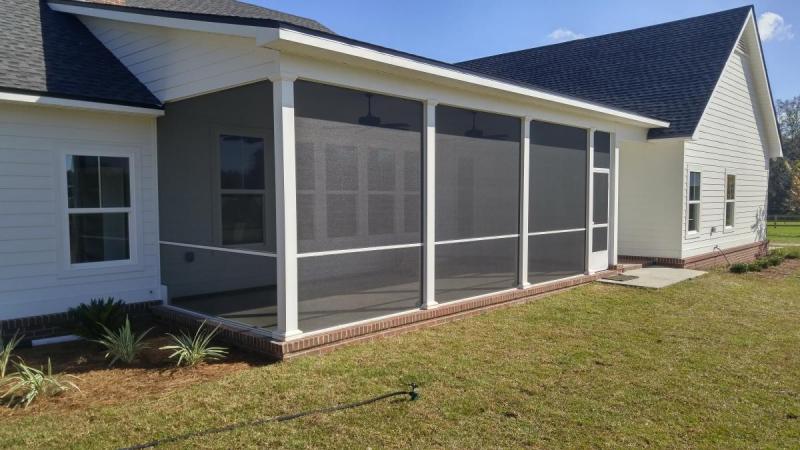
[681,49,770,258]
[0,103,161,320]
[79,16,279,103]
[618,139,684,258]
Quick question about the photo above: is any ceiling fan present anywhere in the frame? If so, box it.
[464,111,508,140]
[358,93,410,130]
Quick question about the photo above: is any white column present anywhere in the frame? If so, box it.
[609,133,620,266]
[585,129,595,274]
[518,117,531,287]
[422,100,439,309]
[270,74,302,340]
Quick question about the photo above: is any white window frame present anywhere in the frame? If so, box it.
[724,171,736,231]
[686,169,702,237]
[62,150,137,270]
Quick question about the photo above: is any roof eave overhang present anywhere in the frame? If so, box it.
[0,90,164,117]
[261,27,670,129]
[50,1,669,130]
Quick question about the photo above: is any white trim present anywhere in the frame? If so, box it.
[298,243,423,258]
[159,241,277,257]
[271,75,302,340]
[0,91,163,117]
[422,100,438,310]
[686,168,702,238]
[528,228,586,237]
[435,234,519,246]
[519,117,531,287]
[266,29,669,129]
[586,129,595,273]
[608,133,620,266]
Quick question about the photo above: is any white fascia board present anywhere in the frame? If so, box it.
[262,28,670,129]
[48,2,270,40]
[0,91,164,117]
[691,10,782,159]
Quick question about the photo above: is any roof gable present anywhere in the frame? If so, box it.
[0,0,161,108]
[457,6,753,139]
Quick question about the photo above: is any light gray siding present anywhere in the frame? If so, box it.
[0,103,160,320]
[681,49,770,257]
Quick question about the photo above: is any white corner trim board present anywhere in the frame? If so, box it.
[0,91,164,117]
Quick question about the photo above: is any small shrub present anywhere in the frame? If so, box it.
[768,248,786,258]
[160,322,228,367]
[1,331,23,379]
[747,263,763,272]
[783,248,800,259]
[755,258,771,269]
[95,317,152,367]
[2,359,79,408]
[67,298,126,340]
[729,263,749,273]
[768,255,784,267]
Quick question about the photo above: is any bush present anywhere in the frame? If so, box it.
[747,263,763,272]
[95,317,152,367]
[160,321,228,367]
[729,263,749,273]
[783,248,800,259]
[1,359,78,408]
[1,331,23,380]
[67,298,126,340]
[768,255,784,267]
[755,258,771,269]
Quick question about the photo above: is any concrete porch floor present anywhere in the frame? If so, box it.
[599,267,706,289]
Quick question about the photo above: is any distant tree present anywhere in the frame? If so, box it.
[770,97,800,214]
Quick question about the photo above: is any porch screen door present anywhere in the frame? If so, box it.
[589,131,611,272]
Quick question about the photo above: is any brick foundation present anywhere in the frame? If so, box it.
[152,270,619,360]
[0,300,162,343]
[620,240,769,270]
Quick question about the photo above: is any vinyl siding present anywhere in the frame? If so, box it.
[618,139,684,258]
[681,49,769,258]
[0,103,160,320]
[79,16,279,103]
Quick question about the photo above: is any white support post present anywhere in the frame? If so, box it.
[422,100,439,310]
[609,133,620,266]
[270,74,302,340]
[518,117,531,287]
[585,129,595,274]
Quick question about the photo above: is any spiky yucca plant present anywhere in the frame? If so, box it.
[2,359,79,408]
[160,321,228,367]
[1,330,23,379]
[67,297,126,340]
[95,317,152,367]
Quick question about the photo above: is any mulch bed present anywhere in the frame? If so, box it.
[1,326,272,417]
[756,258,800,280]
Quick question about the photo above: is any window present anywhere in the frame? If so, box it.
[66,155,131,265]
[725,174,736,228]
[219,134,266,245]
[687,171,701,233]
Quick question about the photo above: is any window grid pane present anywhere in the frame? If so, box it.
[688,203,700,232]
[689,171,701,201]
[725,202,735,227]
[69,213,130,263]
[726,175,736,200]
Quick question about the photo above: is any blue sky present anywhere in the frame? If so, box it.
[255,0,799,101]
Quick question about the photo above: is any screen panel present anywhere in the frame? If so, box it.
[592,227,608,252]
[594,131,611,169]
[298,247,421,332]
[529,121,588,232]
[593,173,609,225]
[294,81,423,253]
[528,231,586,284]
[436,105,521,241]
[435,238,518,303]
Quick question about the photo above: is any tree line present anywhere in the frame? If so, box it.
[769,96,800,214]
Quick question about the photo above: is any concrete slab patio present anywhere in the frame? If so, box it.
[600,267,706,289]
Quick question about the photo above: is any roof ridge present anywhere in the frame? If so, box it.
[458,5,753,65]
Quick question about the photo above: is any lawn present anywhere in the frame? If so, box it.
[2,264,800,449]
[768,221,800,244]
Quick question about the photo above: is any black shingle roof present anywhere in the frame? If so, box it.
[0,0,161,108]
[60,0,333,33]
[457,6,753,139]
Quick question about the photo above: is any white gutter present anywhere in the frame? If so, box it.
[49,2,669,130]
[0,91,164,117]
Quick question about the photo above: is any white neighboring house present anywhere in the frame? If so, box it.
[0,1,782,354]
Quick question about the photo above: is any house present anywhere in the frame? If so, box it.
[0,1,781,356]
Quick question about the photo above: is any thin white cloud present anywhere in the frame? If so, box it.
[758,12,794,42]
[547,28,586,43]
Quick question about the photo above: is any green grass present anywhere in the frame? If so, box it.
[768,221,800,244]
[3,268,800,449]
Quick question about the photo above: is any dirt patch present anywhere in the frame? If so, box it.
[756,258,800,280]
[1,327,271,417]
